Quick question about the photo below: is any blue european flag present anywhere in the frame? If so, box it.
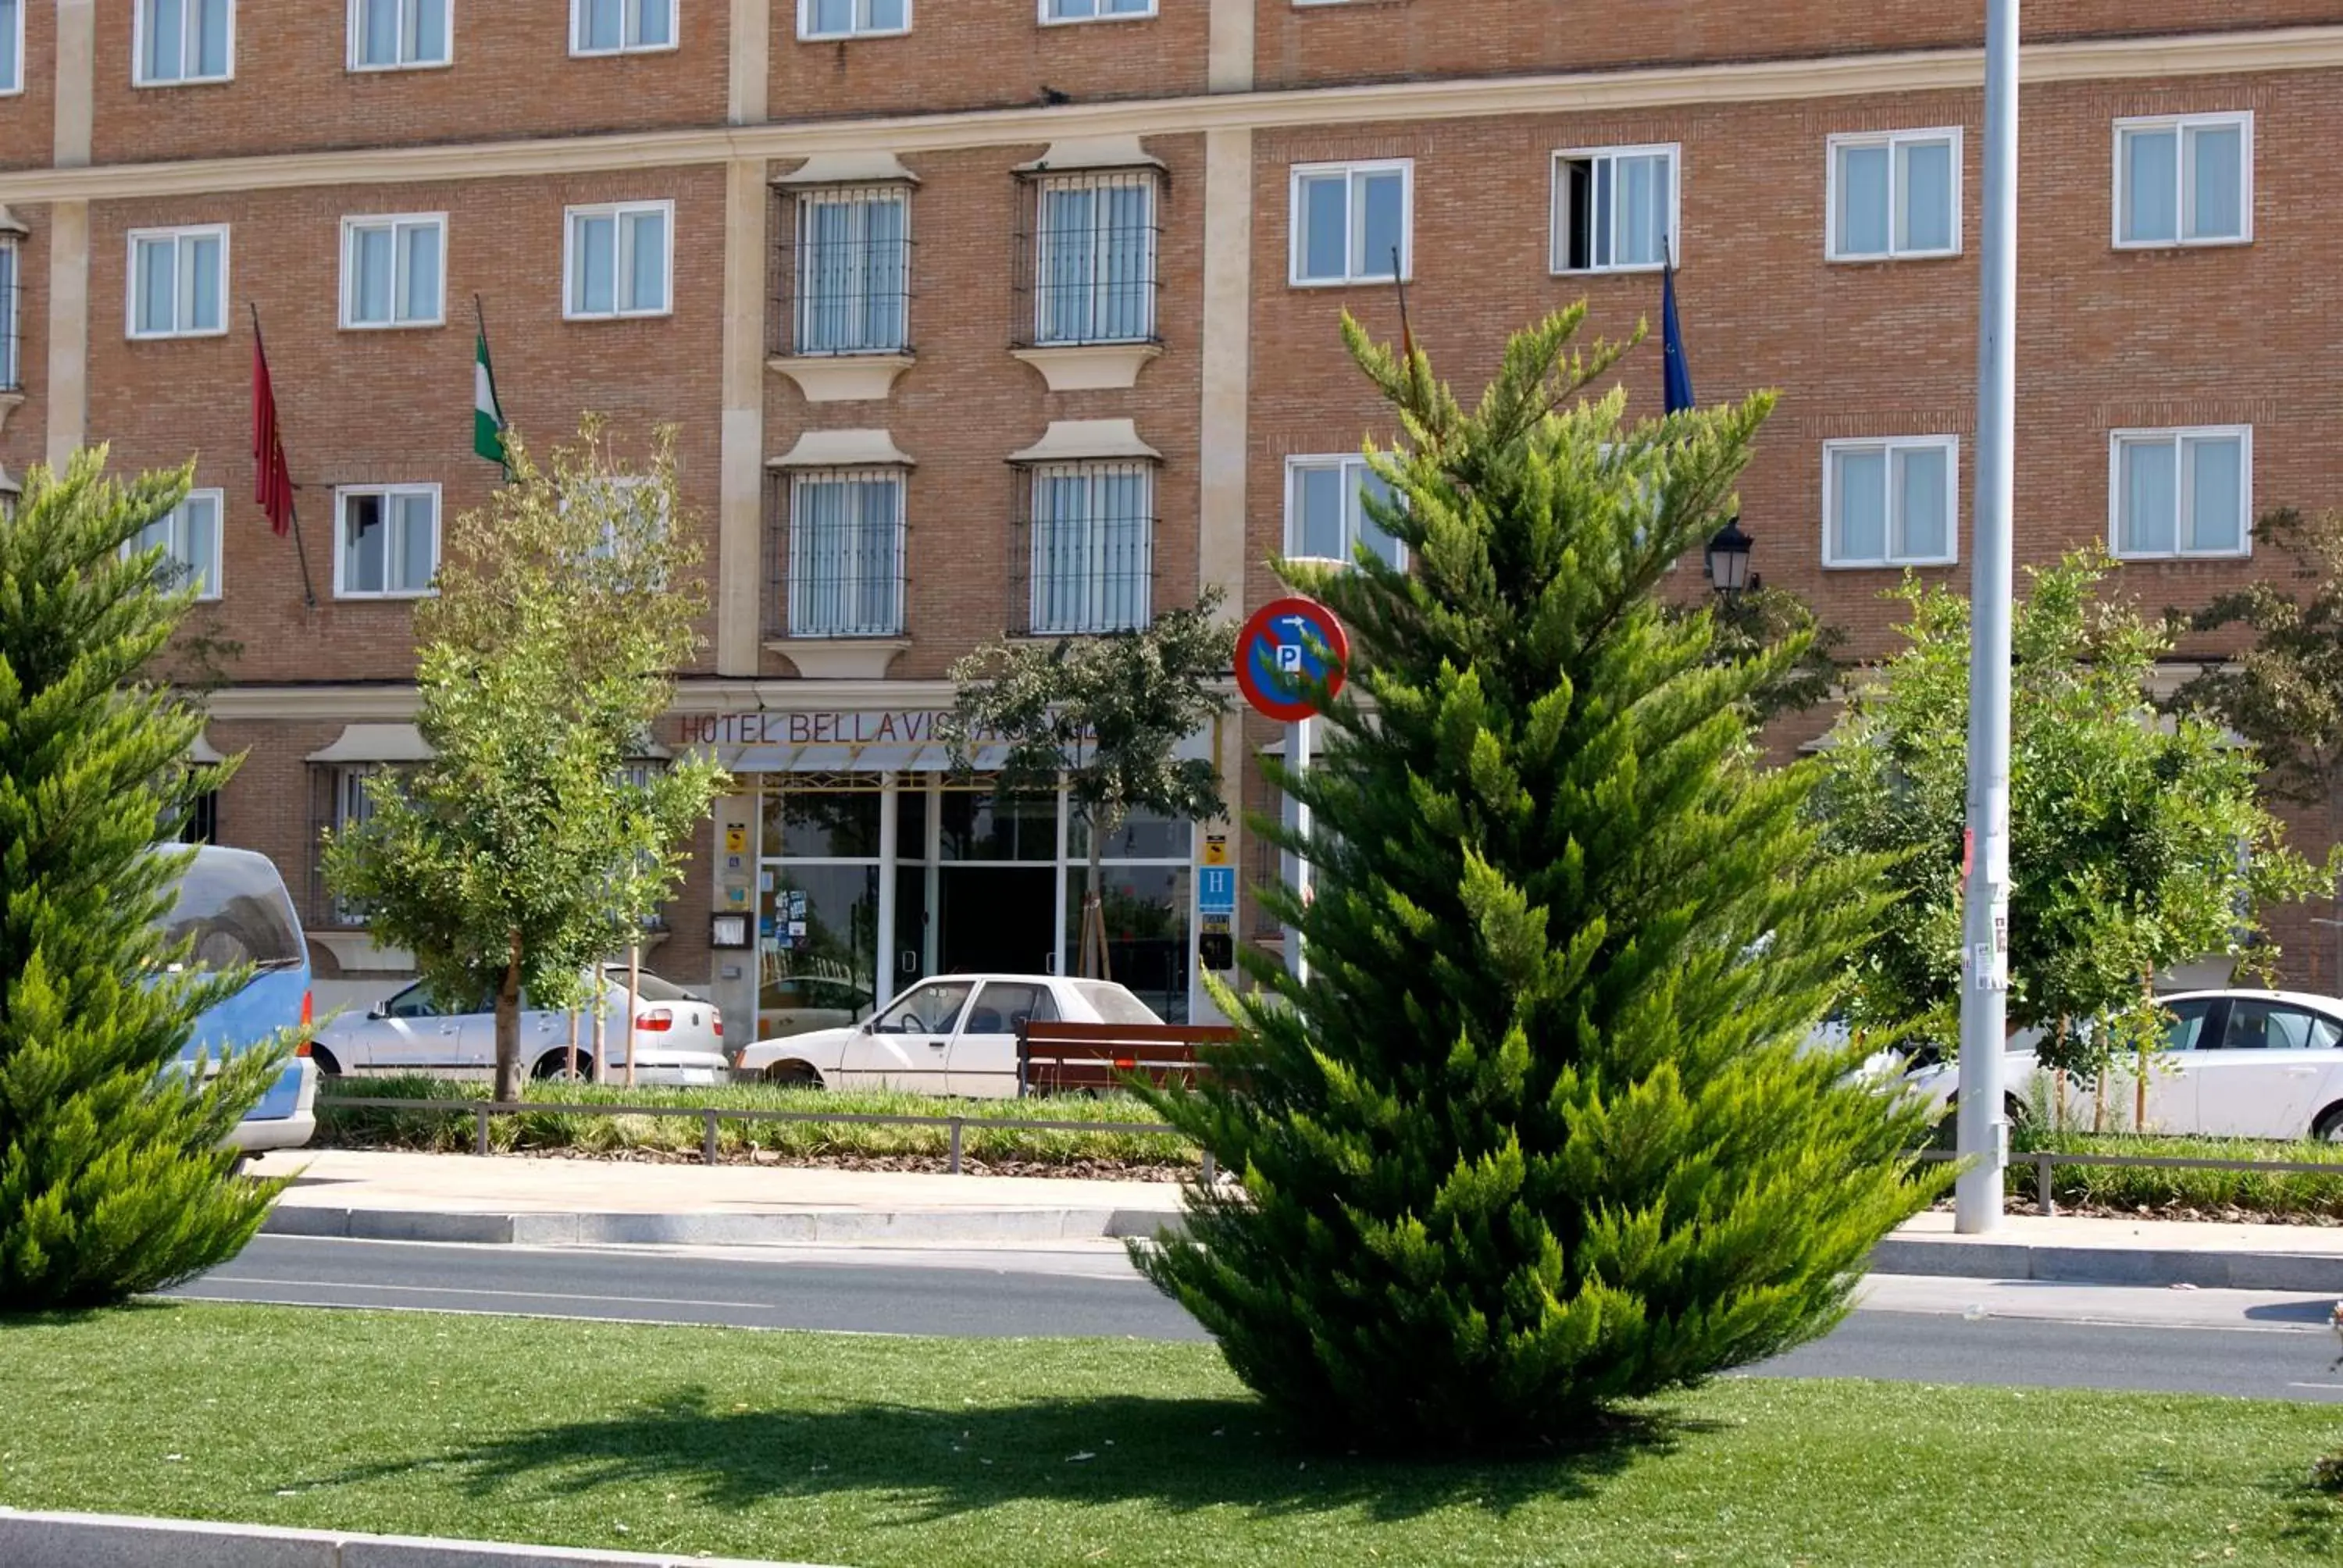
[1661,251,1695,415]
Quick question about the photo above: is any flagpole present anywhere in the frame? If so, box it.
[251,302,319,612]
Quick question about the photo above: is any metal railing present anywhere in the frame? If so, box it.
[1913,1145,2343,1217]
[315,1095,1212,1180]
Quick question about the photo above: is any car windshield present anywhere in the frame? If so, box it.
[602,969,694,1002]
[159,849,305,973]
[1072,981,1161,1025]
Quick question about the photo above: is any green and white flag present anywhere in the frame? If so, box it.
[473,301,507,469]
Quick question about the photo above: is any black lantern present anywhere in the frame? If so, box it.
[1705,516,1754,595]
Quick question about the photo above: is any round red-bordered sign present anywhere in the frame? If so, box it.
[1236,597,1350,723]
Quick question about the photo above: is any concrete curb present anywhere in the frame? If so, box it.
[0,1509,837,1568]
[262,1204,1188,1247]
[1868,1235,2343,1293]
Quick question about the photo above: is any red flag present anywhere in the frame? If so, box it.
[251,329,292,537]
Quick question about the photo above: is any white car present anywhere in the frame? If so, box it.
[735,973,1164,1097]
[1905,989,2343,1142]
[312,967,726,1085]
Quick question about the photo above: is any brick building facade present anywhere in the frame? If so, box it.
[1,2,2336,1053]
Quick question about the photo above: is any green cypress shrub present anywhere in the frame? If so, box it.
[0,450,284,1311]
[1136,310,1943,1450]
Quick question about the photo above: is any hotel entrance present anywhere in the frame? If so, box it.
[748,773,1196,1041]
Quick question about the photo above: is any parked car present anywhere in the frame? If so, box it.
[734,973,1164,1096]
[1905,989,2343,1142]
[159,845,319,1154]
[312,966,726,1085]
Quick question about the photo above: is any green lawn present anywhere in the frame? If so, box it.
[3,1304,2341,1566]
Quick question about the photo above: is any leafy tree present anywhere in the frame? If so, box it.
[1814,551,2320,1077]
[325,422,726,1101]
[2169,507,2343,985]
[1,448,285,1310]
[1690,583,1848,724]
[1134,309,1940,1451]
[944,594,1233,978]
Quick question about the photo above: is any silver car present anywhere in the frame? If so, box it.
[312,966,727,1085]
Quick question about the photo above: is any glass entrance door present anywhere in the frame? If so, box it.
[933,786,1061,978]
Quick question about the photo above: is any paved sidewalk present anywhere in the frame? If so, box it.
[253,1149,2343,1291]
[252,1148,1187,1245]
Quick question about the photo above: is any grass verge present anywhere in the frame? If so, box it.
[3,1302,2341,1566]
[315,1075,1195,1172]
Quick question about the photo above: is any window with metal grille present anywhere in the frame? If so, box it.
[1019,169,1159,347]
[788,469,906,637]
[321,764,383,926]
[785,186,911,355]
[1020,461,1154,635]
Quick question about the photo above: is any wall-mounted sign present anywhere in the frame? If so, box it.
[723,824,748,855]
[1198,866,1237,916]
[1202,834,1229,868]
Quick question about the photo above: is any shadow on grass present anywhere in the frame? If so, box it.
[322,1386,1706,1527]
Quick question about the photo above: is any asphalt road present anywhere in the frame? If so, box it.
[170,1235,2343,1402]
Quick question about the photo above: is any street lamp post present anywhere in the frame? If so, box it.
[1956,0,2022,1234]
[1705,517,1755,596]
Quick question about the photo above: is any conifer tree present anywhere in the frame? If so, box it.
[0,450,284,1311]
[1135,310,1941,1449]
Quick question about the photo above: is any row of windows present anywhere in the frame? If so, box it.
[109,98,2253,347]
[1296,112,2255,285]
[124,204,671,338]
[1819,427,2252,568]
[130,423,2251,627]
[0,0,1166,92]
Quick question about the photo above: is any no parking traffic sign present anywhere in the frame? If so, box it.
[1235,597,1349,723]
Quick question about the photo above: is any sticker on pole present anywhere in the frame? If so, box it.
[1236,597,1349,723]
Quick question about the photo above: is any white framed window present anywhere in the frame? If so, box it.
[789,469,905,637]
[1828,129,1960,261]
[572,0,676,54]
[565,201,672,319]
[348,0,448,69]
[1822,437,1958,568]
[572,473,671,559]
[1028,461,1154,634]
[794,187,909,355]
[1042,0,1155,21]
[0,237,20,391]
[127,226,227,340]
[2109,427,2251,560]
[335,484,440,598]
[1285,454,1403,568]
[1032,171,1157,346]
[1553,144,1678,274]
[341,214,445,329]
[126,489,224,600]
[2115,112,2252,248]
[1289,160,1410,287]
[798,0,908,39]
[134,0,233,84]
[0,0,24,95]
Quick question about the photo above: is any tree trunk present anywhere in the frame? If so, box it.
[2134,968,2154,1134]
[2330,788,2341,992]
[1081,807,1116,980]
[493,930,525,1103]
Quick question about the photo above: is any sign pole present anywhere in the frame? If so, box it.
[1287,715,1312,985]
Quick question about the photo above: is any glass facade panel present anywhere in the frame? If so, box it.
[1065,865,1191,1024]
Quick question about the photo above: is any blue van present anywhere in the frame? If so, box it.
[161,845,318,1153]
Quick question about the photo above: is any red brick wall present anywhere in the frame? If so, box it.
[1252,0,2343,91]
[87,165,727,683]
[1246,71,2343,661]
[0,2,55,171]
[89,2,728,166]
[772,4,1208,121]
[762,133,1207,682]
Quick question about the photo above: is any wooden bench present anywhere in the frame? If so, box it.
[1016,1021,1238,1097]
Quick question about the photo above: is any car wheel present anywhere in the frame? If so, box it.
[2313,1105,2343,1144]
[308,1045,343,1078]
[764,1061,824,1089]
[533,1052,594,1082]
